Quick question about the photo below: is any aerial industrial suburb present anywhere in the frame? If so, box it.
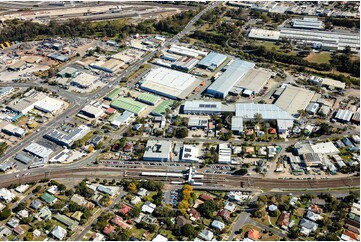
[0,1,359,241]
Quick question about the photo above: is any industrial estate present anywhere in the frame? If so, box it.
[0,1,359,241]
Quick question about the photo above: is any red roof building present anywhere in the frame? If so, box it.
[218,209,231,221]
[343,230,360,240]
[247,229,262,241]
[268,128,277,134]
[199,193,214,201]
[277,211,291,228]
[123,143,133,152]
[119,204,132,215]
[308,205,323,214]
[103,224,116,236]
[105,108,117,115]
[189,208,201,220]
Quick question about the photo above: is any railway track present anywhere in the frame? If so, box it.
[1,167,359,190]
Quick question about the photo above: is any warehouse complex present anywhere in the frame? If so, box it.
[291,17,324,29]
[275,85,315,117]
[248,28,280,41]
[197,52,228,71]
[183,101,222,114]
[45,125,91,147]
[231,68,272,96]
[140,67,200,100]
[70,73,99,89]
[143,140,172,162]
[168,45,208,58]
[136,93,161,106]
[207,59,255,98]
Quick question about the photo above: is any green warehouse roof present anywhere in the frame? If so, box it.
[104,88,121,101]
[41,192,57,204]
[137,93,161,105]
[111,97,148,115]
[151,100,175,116]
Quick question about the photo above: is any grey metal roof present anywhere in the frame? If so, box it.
[235,104,294,120]
[198,52,227,69]
[15,153,32,164]
[183,101,222,113]
[207,59,255,96]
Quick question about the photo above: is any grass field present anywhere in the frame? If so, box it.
[304,52,331,64]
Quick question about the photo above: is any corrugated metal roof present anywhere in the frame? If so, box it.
[198,52,227,69]
[235,104,294,120]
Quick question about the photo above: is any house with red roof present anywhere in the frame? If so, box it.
[119,204,132,216]
[199,193,214,201]
[218,209,231,221]
[247,229,262,241]
[102,224,115,236]
[268,128,277,134]
[123,143,133,153]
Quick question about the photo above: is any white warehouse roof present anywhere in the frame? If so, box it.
[335,109,353,122]
[168,45,208,58]
[35,96,64,113]
[24,143,53,158]
[183,101,222,114]
[248,28,281,41]
[141,67,200,100]
[235,103,294,120]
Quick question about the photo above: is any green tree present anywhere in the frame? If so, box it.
[199,200,217,218]
[181,223,197,238]
[0,207,11,220]
[24,232,33,241]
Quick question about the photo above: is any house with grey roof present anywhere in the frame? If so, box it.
[198,229,214,241]
[51,225,67,240]
[300,218,318,236]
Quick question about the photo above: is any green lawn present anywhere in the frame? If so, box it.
[305,52,331,64]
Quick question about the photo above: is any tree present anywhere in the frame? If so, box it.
[129,207,141,218]
[175,127,188,138]
[32,185,42,194]
[254,113,264,124]
[181,224,197,239]
[88,146,95,153]
[199,200,217,218]
[65,189,74,197]
[14,202,26,212]
[128,182,137,193]
[0,207,11,220]
[24,232,33,241]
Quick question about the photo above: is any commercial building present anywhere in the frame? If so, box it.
[57,67,78,78]
[136,93,161,106]
[140,67,200,100]
[291,17,324,29]
[34,96,64,113]
[248,28,281,41]
[306,102,320,114]
[7,96,41,115]
[90,59,124,73]
[188,117,209,129]
[160,53,180,62]
[231,68,272,96]
[104,88,122,101]
[311,142,339,155]
[335,109,354,122]
[183,101,222,114]
[321,78,346,90]
[231,116,244,135]
[110,111,134,127]
[143,140,172,162]
[180,145,199,162]
[197,52,228,71]
[279,28,360,51]
[0,121,26,137]
[45,125,91,147]
[207,59,255,98]
[47,53,68,62]
[70,73,98,89]
[79,105,104,119]
[168,45,208,58]
[111,97,148,115]
[274,85,315,117]
[171,56,199,72]
[218,143,231,164]
[24,143,53,159]
[0,87,14,99]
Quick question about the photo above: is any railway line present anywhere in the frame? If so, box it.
[1,167,359,190]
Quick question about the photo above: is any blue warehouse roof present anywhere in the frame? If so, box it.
[198,52,227,70]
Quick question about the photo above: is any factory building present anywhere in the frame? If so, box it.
[197,52,228,71]
[274,85,315,117]
[110,111,134,127]
[231,69,272,96]
[291,17,324,29]
[44,125,91,147]
[0,87,14,99]
[335,109,354,123]
[136,93,161,106]
[70,73,98,89]
[183,101,222,114]
[218,143,232,164]
[34,97,64,114]
[143,140,172,162]
[57,67,78,78]
[110,97,148,116]
[160,53,180,62]
[248,28,281,41]
[104,88,121,101]
[79,105,104,119]
[47,53,68,62]
[188,117,209,130]
[140,67,200,100]
[171,56,199,72]
[0,121,26,137]
[168,45,208,58]
[180,145,199,163]
[24,143,53,160]
[351,110,360,124]
[90,59,125,73]
[306,102,320,114]
[207,59,255,98]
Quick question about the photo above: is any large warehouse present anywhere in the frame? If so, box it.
[233,103,295,134]
[231,68,272,96]
[207,59,255,98]
[140,67,200,100]
[183,101,222,114]
[248,28,281,41]
[197,52,228,71]
[143,140,172,162]
[110,97,148,115]
[291,17,324,29]
[274,85,315,117]
[34,96,64,114]
[168,45,208,58]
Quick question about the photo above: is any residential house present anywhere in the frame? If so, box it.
[103,224,116,236]
[308,205,323,214]
[119,204,132,216]
[224,202,236,213]
[111,215,132,230]
[13,226,25,235]
[300,218,318,236]
[36,206,52,220]
[306,210,323,222]
[6,218,19,228]
[176,216,191,229]
[247,229,262,240]
[137,188,150,198]
[123,143,134,152]
[211,220,225,230]
[30,199,42,210]
[0,226,12,237]
[47,185,59,195]
[33,229,41,238]
[51,226,67,240]
[131,196,142,205]
[218,209,231,221]
[198,229,214,241]
[71,194,87,206]
[277,211,291,229]
[16,209,29,219]
[92,232,105,241]
[41,192,57,204]
[311,198,326,206]
[142,201,156,214]
[189,208,201,221]
[152,234,168,242]
[72,211,83,222]
[199,193,214,201]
